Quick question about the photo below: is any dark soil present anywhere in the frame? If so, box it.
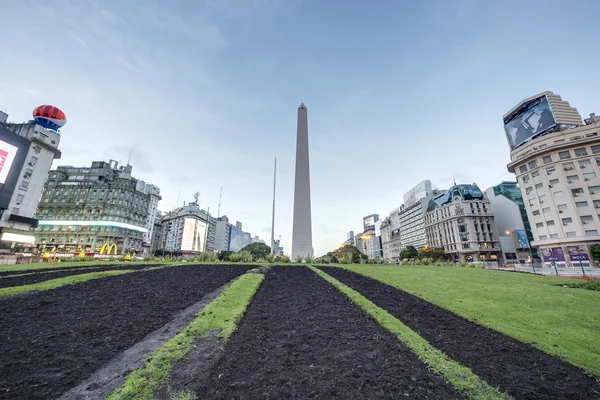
[319,266,600,400]
[193,266,461,399]
[0,264,250,400]
[0,263,144,277]
[0,264,154,288]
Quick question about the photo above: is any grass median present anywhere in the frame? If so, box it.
[107,271,264,400]
[341,264,600,377]
[311,266,510,400]
[0,269,136,297]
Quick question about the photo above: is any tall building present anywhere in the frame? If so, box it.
[398,197,436,250]
[156,201,216,254]
[214,215,232,252]
[425,183,501,262]
[506,91,600,267]
[292,103,314,259]
[0,106,64,247]
[34,161,156,255]
[136,181,161,247]
[380,207,402,260]
[485,182,535,264]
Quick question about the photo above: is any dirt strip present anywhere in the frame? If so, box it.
[0,264,155,288]
[319,266,600,400]
[0,265,250,400]
[189,266,460,399]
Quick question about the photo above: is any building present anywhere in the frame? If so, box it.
[229,223,252,252]
[425,183,501,262]
[380,207,402,260]
[34,161,156,255]
[0,106,64,247]
[292,103,314,259]
[156,201,216,254]
[506,91,600,267]
[398,198,434,250]
[136,181,161,247]
[355,214,382,258]
[151,210,163,250]
[214,215,232,252]
[485,182,535,264]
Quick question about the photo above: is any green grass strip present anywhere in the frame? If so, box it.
[107,271,264,400]
[310,267,511,400]
[0,269,136,298]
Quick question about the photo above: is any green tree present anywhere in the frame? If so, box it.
[400,245,418,260]
[590,244,600,263]
[333,245,365,264]
[418,247,446,261]
[240,242,271,259]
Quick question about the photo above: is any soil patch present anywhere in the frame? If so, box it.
[0,264,154,288]
[192,266,460,399]
[0,264,250,400]
[0,263,147,277]
[319,266,600,399]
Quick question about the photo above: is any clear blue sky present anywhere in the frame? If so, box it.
[1,0,599,255]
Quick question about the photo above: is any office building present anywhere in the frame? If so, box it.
[34,161,157,255]
[156,201,216,254]
[214,215,232,252]
[292,103,314,259]
[485,182,535,264]
[380,207,402,260]
[425,183,501,262]
[0,106,64,247]
[136,181,161,247]
[506,91,600,266]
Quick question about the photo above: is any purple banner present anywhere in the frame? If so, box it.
[542,247,565,262]
[567,245,590,261]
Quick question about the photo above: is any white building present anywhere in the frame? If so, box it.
[380,207,402,260]
[214,215,232,252]
[157,202,216,253]
[0,118,62,245]
[136,181,161,246]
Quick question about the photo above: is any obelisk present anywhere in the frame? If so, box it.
[292,103,314,259]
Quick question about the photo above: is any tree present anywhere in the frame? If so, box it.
[333,245,365,264]
[240,242,271,259]
[399,245,418,260]
[418,247,446,261]
[590,244,600,263]
[217,250,234,261]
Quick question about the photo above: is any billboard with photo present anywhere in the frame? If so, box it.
[541,247,565,262]
[504,95,557,149]
[515,230,529,249]
[403,180,432,206]
[0,126,30,210]
[180,217,207,252]
[363,214,378,231]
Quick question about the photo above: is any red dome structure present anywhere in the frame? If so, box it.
[32,105,67,131]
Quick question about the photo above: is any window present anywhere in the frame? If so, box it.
[536,222,544,228]
[562,217,573,224]
[557,204,568,211]
[580,160,592,168]
[576,201,589,208]
[574,148,588,156]
[29,156,38,166]
[523,175,530,183]
[589,185,600,194]
[525,186,533,195]
[566,231,576,237]
[15,194,24,205]
[559,151,571,160]
[585,230,598,236]
[532,210,541,216]
[594,200,600,208]
[549,178,559,185]
[555,139,565,144]
[584,172,596,180]
[519,165,528,174]
[542,155,553,164]
[528,160,537,169]
[567,175,579,183]
[539,235,548,240]
[547,220,555,226]
[532,171,540,177]
[572,188,584,196]
[536,183,543,189]
[553,191,564,197]
[462,243,470,249]
[581,215,594,223]
[546,166,555,175]
[591,145,600,154]
[550,233,559,239]
[563,163,575,171]
[539,194,546,201]
[542,207,551,214]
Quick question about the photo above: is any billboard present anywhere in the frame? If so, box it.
[567,245,589,261]
[363,214,378,231]
[504,95,557,149]
[515,230,529,249]
[180,217,207,252]
[403,180,433,206]
[0,126,30,210]
[229,225,252,252]
[541,247,565,262]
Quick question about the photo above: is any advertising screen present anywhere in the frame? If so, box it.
[0,126,29,210]
[403,180,432,206]
[567,245,589,261]
[504,96,557,149]
[515,230,529,249]
[363,215,376,231]
[180,218,207,252]
[228,226,245,252]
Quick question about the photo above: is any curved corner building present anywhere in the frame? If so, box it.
[506,91,600,267]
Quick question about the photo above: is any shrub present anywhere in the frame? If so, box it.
[338,253,353,264]
[294,255,304,263]
[277,255,291,263]
[304,255,314,263]
[238,251,253,263]
[265,254,275,263]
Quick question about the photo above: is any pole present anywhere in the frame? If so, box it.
[580,259,586,277]
[270,157,277,255]
[217,187,223,217]
[552,261,558,275]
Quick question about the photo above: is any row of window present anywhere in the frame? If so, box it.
[538,230,598,240]
[518,144,600,174]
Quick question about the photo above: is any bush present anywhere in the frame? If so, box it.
[304,255,314,263]
[238,251,253,263]
[294,255,304,263]
[265,254,275,263]
[338,253,353,264]
[277,255,291,263]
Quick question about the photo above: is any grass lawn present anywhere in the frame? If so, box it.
[343,264,600,377]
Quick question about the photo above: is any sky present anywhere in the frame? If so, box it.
[1,0,600,256]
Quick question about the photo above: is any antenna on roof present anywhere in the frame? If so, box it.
[453,175,457,186]
[127,149,133,165]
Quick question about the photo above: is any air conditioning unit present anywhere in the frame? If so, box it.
[592,191,597,195]
[559,210,564,213]
[540,200,544,203]
[569,167,575,170]
[585,178,590,181]
[563,223,568,226]
[574,193,579,196]
[596,205,600,208]
[568,181,573,183]
[583,221,588,224]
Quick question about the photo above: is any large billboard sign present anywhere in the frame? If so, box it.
[504,95,557,149]
[403,180,433,206]
[515,230,529,249]
[363,214,378,231]
[180,218,207,252]
[542,247,565,262]
[0,126,29,210]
